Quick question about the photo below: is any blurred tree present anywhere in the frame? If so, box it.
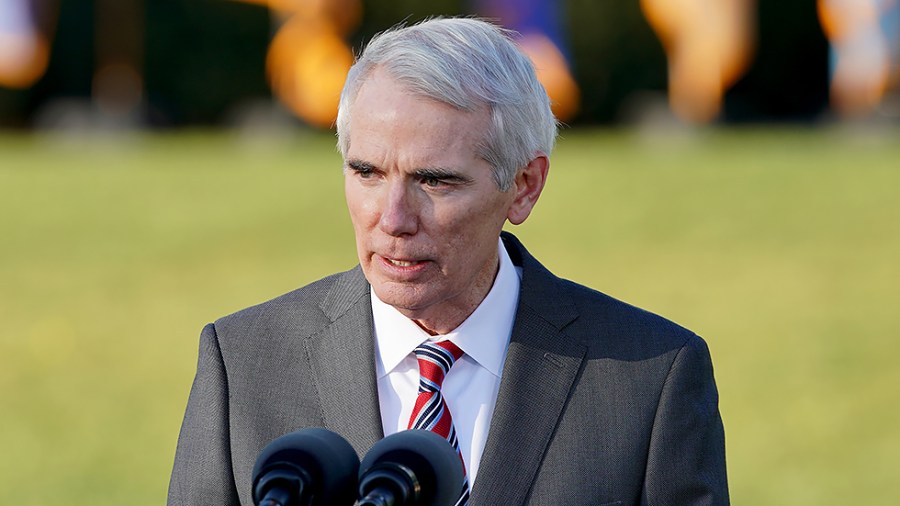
[144,0,270,126]
[565,0,668,123]
[353,0,463,50]
[725,0,829,121]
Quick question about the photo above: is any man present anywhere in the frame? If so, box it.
[168,17,728,505]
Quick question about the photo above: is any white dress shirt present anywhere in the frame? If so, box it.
[371,238,521,484]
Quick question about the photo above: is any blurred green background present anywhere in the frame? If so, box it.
[1,127,898,504]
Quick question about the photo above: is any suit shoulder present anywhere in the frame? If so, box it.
[213,268,364,339]
[558,278,701,355]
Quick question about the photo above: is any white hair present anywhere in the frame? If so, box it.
[336,17,558,191]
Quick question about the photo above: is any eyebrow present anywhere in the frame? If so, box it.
[414,166,473,184]
[346,159,374,171]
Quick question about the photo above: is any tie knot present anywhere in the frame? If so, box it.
[414,340,464,389]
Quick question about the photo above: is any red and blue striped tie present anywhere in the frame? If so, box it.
[408,340,470,506]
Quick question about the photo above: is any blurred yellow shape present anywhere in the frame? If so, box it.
[267,16,354,128]
[238,0,360,32]
[641,0,756,123]
[234,0,361,127]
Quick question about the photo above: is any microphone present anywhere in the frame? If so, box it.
[355,430,465,506]
[251,427,360,506]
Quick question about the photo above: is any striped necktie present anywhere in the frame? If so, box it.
[408,340,470,506]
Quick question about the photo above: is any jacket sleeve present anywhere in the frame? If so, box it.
[642,334,729,505]
[168,323,241,505]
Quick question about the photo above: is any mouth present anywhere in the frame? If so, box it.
[385,258,422,267]
[376,254,431,273]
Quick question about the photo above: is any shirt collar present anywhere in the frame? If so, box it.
[372,237,521,378]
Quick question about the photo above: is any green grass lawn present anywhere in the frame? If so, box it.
[1,127,898,505]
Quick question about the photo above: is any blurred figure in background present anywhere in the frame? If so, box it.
[818,0,900,118]
[471,0,581,122]
[641,0,756,123]
[236,0,361,128]
[0,0,53,89]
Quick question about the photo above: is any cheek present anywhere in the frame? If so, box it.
[345,184,376,228]
[436,191,508,231]
[435,210,499,255]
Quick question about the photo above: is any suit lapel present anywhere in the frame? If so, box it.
[305,267,384,457]
[471,234,587,505]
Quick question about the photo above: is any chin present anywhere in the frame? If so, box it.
[372,283,429,311]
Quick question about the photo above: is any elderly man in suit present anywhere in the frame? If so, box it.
[168,17,728,506]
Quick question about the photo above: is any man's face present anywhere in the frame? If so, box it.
[343,69,518,334]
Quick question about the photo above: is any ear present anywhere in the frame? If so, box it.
[507,153,549,225]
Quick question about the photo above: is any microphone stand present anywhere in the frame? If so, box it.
[355,463,420,506]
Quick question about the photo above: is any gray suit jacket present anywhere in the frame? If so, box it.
[168,232,728,505]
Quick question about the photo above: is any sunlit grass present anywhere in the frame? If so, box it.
[1,127,898,505]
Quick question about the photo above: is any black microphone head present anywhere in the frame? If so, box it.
[359,430,465,506]
[252,427,360,506]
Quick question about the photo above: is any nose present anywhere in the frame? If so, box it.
[378,180,418,236]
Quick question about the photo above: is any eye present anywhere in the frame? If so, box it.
[348,163,376,179]
[422,176,443,187]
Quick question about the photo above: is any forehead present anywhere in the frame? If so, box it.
[346,69,491,167]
